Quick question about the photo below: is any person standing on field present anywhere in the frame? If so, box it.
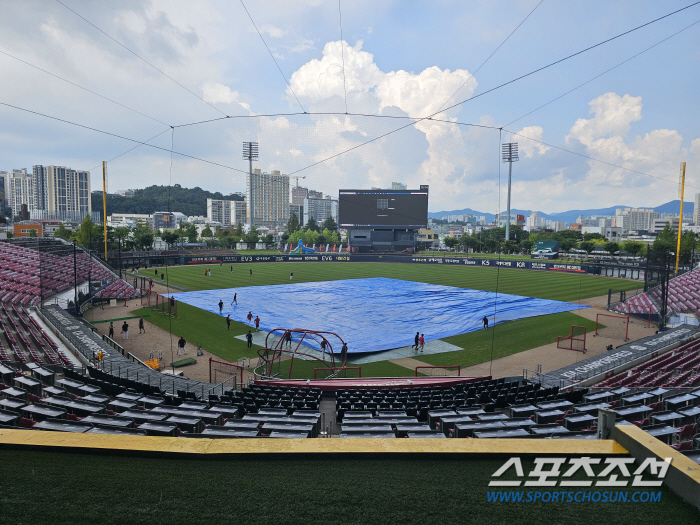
[483,316,489,329]
[139,317,145,334]
[231,293,237,306]
[226,314,231,330]
[121,321,129,340]
[414,331,420,350]
[254,315,260,331]
[178,336,187,356]
[218,299,224,314]
[247,311,253,326]
[246,330,253,349]
[419,334,425,352]
[108,322,114,339]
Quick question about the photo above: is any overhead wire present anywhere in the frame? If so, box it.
[239,0,306,113]
[0,49,172,127]
[2,96,694,191]
[54,0,228,117]
[338,0,348,113]
[0,101,248,174]
[436,0,544,112]
[505,16,700,127]
[86,128,172,172]
[501,126,700,189]
[288,1,700,176]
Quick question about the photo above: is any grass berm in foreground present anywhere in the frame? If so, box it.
[0,450,695,525]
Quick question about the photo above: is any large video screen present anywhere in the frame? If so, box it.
[339,189,428,228]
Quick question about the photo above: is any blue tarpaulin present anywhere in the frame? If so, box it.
[171,277,588,354]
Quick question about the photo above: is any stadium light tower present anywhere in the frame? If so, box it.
[501,142,519,241]
[243,142,259,228]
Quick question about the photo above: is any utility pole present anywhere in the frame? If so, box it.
[501,143,519,241]
[102,161,108,261]
[675,162,686,274]
[243,142,259,229]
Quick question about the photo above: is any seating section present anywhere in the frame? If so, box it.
[94,279,141,300]
[334,380,598,438]
[0,239,115,307]
[0,365,322,439]
[0,305,72,366]
[614,267,700,316]
[596,339,700,389]
[613,291,658,315]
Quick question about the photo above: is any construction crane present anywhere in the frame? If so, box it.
[292,176,306,188]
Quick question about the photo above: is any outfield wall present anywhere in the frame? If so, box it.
[176,253,658,279]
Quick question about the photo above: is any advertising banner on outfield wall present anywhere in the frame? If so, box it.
[182,254,592,273]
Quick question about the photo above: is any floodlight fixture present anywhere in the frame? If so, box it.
[501,142,519,241]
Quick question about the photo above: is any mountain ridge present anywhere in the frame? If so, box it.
[429,200,694,225]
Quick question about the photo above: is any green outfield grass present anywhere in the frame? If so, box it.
[414,312,598,368]
[142,262,640,302]
[133,302,261,364]
[136,262,636,378]
[1,450,695,525]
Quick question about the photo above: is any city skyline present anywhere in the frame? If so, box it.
[1,2,699,213]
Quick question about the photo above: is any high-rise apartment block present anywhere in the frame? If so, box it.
[694,193,700,225]
[207,198,246,227]
[45,166,91,221]
[11,169,34,215]
[0,171,10,207]
[33,165,48,211]
[7,165,91,221]
[303,195,338,227]
[246,169,289,228]
[615,208,659,232]
[291,186,322,206]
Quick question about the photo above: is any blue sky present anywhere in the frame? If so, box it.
[1,0,699,213]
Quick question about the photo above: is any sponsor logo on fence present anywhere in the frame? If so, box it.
[560,351,634,379]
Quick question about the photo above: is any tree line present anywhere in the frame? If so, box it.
[440,223,699,263]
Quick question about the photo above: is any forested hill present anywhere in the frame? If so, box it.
[92,185,244,217]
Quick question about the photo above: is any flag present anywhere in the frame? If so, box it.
[325,244,330,252]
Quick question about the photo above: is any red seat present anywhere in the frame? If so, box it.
[671,441,692,452]
[20,417,36,428]
[679,423,697,441]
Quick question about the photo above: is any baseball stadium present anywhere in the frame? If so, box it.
[3,1,700,524]
[1,236,699,524]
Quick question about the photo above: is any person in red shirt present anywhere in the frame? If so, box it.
[419,334,425,352]
[254,315,260,330]
[247,311,253,326]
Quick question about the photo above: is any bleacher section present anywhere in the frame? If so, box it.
[0,239,114,307]
[615,267,700,317]
[596,339,700,389]
[0,303,73,366]
[2,363,700,448]
[94,279,141,300]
